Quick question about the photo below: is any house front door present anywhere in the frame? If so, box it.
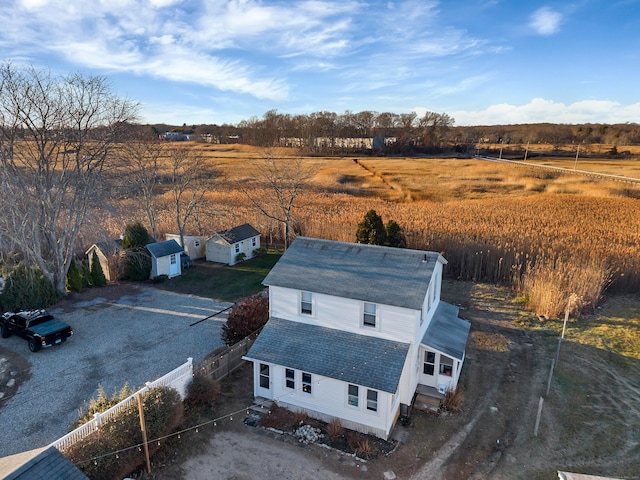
[419,349,438,388]
[169,254,180,277]
[257,363,271,397]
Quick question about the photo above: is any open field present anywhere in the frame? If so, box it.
[103,143,640,314]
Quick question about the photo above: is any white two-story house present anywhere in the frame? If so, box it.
[243,237,470,440]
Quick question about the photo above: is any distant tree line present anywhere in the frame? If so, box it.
[152,111,640,154]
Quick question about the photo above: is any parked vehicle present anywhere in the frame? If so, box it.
[1,310,73,352]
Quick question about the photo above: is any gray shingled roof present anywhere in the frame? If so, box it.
[421,302,470,361]
[85,240,122,256]
[263,237,443,310]
[216,223,260,244]
[146,239,183,258]
[245,317,410,394]
[0,446,89,480]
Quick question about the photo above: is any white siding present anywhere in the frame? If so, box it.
[269,286,419,343]
[252,362,399,439]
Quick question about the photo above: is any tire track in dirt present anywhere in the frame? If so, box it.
[411,315,539,480]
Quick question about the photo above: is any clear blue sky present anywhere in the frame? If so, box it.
[2,0,639,126]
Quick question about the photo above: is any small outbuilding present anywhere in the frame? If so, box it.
[164,233,207,260]
[146,239,184,279]
[206,223,261,266]
[85,240,123,282]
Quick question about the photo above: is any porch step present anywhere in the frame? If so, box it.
[412,387,444,413]
[249,396,273,414]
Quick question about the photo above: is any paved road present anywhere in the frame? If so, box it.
[0,286,231,457]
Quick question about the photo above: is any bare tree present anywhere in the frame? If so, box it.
[117,126,163,240]
[241,149,314,249]
[0,64,137,294]
[166,144,213,247]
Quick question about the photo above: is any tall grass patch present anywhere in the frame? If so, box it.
[519,257,611,318]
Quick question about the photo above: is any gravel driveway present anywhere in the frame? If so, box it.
[0,285,231,457]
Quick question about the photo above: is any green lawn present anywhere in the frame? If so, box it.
[156,249,282,302]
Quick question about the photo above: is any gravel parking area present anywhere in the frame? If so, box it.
[0,285,231,457]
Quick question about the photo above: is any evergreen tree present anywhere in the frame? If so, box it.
[0,262,61,311]
[122,222,150,249]
[66,260,83,292]
[356,210,387,245]
[385,220,407,248]
[90,251,107,287]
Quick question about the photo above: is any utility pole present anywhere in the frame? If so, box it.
[137,393,152,474]
[574,144,580,170]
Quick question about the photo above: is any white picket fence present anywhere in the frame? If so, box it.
[51,358,193,452]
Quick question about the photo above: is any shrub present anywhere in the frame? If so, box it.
[152,274,169,284]
[221,292,269,345]
[0,262,61,311]
[78,259,93,289]
[185,373,221,408]
[252,246,268,257]
[235,252,247,263]
[124,247,152,281]
[65,259,83,293]
[442,388,464,413]
[74,383,135,428]
[65,386,183,480]
[90,251,107,287]
[326,418,344,441]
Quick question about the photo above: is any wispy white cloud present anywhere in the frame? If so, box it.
[451,98,640,125]
[529,7,563,35]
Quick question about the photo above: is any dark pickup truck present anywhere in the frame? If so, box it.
[1,310,73,352]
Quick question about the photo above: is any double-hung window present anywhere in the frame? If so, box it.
[170,254,176,265]
[285,368,295,389]
[301,292,313,315]
[366,389,378,412]
[235,243,240,253]
[439,355,453,377]
[348,384,359,407]
[423,351,436,375]
[363,302,376,327]
[252,237,257,247]
[302,372,312,394]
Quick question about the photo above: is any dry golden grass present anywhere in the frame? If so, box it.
[111,143,640,313]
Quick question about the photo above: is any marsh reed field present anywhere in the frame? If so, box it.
[114,144,640,318]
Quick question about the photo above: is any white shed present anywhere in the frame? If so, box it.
[206,224,261,266]
[164,233,207,260]
[146,240,183,279]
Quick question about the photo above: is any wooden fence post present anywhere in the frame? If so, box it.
[137,393,151,474]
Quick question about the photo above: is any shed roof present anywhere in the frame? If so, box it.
[263,237,445,310]
[214,223,260,245]
[85,240,122,256]
[146,239,183,258]
[421,302,470,361]
[245,317,410,394]
[0,446,89,480]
